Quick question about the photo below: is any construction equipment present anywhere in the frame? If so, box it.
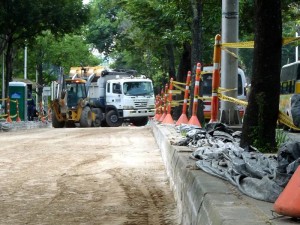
[51,68,97,128]
[51,67,155,128]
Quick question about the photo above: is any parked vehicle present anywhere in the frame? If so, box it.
[201,66,247,120]
[279,61,300,129]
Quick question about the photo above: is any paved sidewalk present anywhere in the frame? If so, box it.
[151,121,299,225]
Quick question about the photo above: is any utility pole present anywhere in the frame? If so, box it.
[2,53,4,106]
[220,0,240,125]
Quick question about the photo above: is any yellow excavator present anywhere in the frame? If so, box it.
[51,67,103,128]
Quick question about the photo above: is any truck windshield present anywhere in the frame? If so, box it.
[123,81,153,96]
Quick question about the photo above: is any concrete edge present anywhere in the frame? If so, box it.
[151,121,274,225]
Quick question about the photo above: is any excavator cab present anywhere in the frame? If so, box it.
[66,79,87,108]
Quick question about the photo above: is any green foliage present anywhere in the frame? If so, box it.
[275,129,290,148]
[249,93,273,153]
[13,31,101,85]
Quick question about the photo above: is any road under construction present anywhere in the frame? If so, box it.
[0,120,299,224]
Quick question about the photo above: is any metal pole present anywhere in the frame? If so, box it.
[24,45,27,80]
[296,31,299,62]
[2,53,5,106]
[220,0,240,125]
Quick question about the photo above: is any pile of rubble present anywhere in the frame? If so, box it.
[0,120,51,132]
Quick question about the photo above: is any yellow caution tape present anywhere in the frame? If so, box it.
[278,111,300,131]
[222,37,300,49]
[283,37,300,45]
[197,96,212,101]
[171,80,186,86]
[219,87,237,93]
[217,92,300,130]
[222,47,239,58]
[218,93,248,106]
[172,83,186,93]
[222,41,254,49]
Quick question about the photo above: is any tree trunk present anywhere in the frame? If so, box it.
[166,42,176,80]
[177,42,191,83]
[189,0,204,124]
[37,63,44,104]
[5,38,13,99]
[240,0,282,152]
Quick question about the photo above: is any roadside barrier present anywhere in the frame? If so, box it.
[176,71,191,125]
[273,165,300,218]
[15,100,21,122]
[188,63,202,127]
[159,84,168,122]
[5,98,12,122]
[154,94,162,121]
[163,78,175,124]
[210,34,222,123]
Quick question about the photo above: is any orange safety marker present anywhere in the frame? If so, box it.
[176,71,191,125]
[188,63,202,127]
[39,101,46,122]
[15,100,21,122]
[6,98,12,123]
[154,94,161,121]
[273,165,300,218]
[155,89,164,121]
[210,34,222,123]
[159,84,168,122]
[163,78,175,124]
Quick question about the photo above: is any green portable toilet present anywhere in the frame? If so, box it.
[8,82,28,121]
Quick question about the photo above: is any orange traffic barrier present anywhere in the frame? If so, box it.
[176,71,191,125]
[210,34,222,123]
[15,100,21,122]
[39,101,46,122]
[154,94,162,121]
[6,98,12,123]
[273,165,300,218]
[163,78,175,124]
[159,84,168,122]
[188,63,202,127]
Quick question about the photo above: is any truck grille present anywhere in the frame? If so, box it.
[134,101,148,108]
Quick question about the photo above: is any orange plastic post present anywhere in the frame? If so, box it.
[159,84,168,122]
[6,98,12,123]
[176,71,191,125]
[15,100,21,122]
[163,78,175,124]
[273,165,300,218]
[39,101,45,122]
[154,95,159,120]
[188,63,202,127]
[210,34,222,123]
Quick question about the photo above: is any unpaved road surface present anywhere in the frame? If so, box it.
[0,126,180,225]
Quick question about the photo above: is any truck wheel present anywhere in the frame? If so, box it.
[92,108,103,127]
[131,117,149,126]
[80,106,92,127]
[106,110,123,127]
[52,110,65,128]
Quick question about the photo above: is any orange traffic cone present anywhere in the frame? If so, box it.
[176,71,191,126]
[273,165,300,218]
[188,63,202,128]
[163,78,174,125]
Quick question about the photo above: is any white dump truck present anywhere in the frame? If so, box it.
[86,69,155,126]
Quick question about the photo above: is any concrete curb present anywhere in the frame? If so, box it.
[151,121,294,225]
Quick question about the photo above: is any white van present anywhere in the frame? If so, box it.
[201,66,247,120]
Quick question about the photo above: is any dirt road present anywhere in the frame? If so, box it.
[0,126,180,225]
